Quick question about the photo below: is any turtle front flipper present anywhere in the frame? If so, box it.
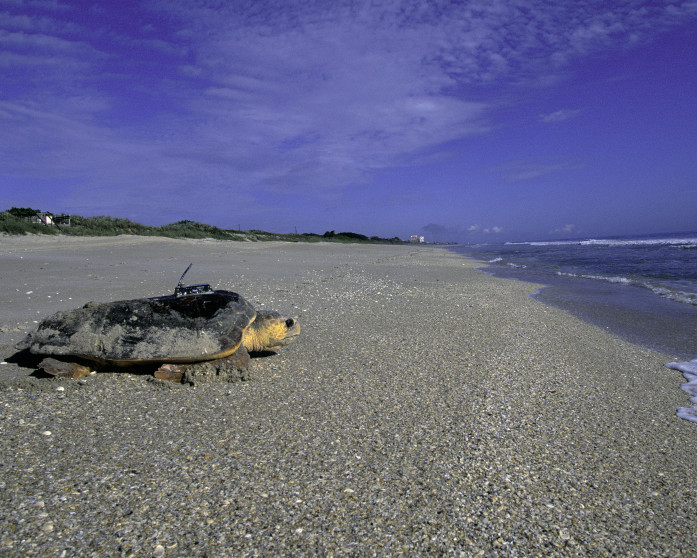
[154,347,251,385]
[38,358,93,379]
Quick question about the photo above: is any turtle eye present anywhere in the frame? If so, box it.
[285,318,295,328]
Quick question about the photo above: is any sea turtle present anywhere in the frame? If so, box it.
[17,266,300,384]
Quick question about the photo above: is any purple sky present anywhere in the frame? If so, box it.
[2,1,696,242]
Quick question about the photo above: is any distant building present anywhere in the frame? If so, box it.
[53,214,71,226]
[410,235,425,243]
[26,212,53,226]
[22,211,70,227]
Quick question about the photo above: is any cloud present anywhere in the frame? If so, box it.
[539,109,580,123]
[2,0,492,199]
[502,160,583,183]
[551,224,578,236]
[422,223,458,235]
[132,0,697,195]
[420,223,504,241]
[177,10,494,191]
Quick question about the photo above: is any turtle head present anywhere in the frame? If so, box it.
[242,310,300,352]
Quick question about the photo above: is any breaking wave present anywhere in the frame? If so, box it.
[509,234,697,249]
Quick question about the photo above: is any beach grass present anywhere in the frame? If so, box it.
[0,210,405,244]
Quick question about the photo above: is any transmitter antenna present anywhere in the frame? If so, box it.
[175,263,193,295]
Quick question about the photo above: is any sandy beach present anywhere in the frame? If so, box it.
[0,235,695,556]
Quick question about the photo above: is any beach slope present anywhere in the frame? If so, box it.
[0,236,695,556]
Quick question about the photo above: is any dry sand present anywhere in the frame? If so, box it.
[0,235,695,556]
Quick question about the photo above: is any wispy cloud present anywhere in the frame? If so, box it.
[539,109,580,123]
[502,160,583,183]
[421,223,459,238]
[423,223,504,241]
[551,224,578,236]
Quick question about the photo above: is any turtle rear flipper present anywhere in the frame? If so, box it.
[38,357,93,379]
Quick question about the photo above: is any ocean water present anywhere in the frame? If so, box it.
[450,232,697,423]
[455,232,697,307]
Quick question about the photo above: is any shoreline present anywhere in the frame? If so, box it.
[1,236,696,555]
[448,247,697,361]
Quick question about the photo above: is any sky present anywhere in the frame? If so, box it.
[1,0,696,243]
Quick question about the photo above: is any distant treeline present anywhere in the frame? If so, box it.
[0,208,406,244]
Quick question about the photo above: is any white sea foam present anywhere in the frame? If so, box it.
[649,286,697,306]
[665,359,697,425]
[485,257,525,269]
[677,407,697,423]
[581,237,697,248]
[511,235,697,248]
[507,240,578,246]
[556,271,632,284]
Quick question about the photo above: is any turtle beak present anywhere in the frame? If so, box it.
[284,318,300,339]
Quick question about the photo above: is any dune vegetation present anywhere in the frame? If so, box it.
[0,208,405,244]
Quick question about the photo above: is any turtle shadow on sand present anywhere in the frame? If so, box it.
[6,348,162,380]
[14,267,300,386]
[6,348,43,369]
[5,348,57,379]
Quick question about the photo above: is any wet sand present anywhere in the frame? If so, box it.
[465,259,697,361]
[1,235,695,556]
